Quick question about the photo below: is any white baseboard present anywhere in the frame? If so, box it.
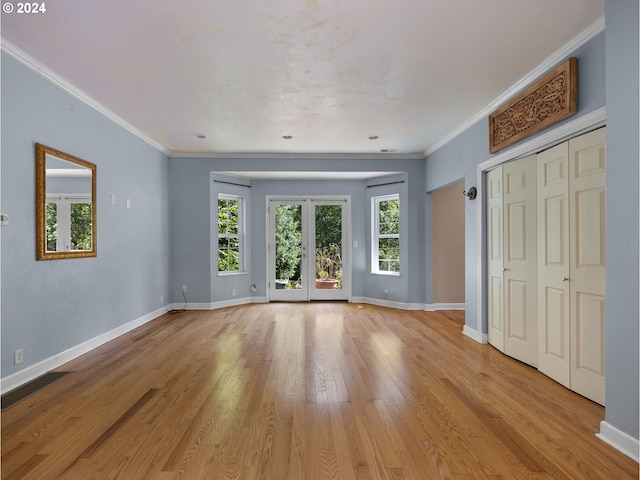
[350,297,367,304]
[462,325,488,344]
[432,303,466,310]
[1,306,168,394]
[351,298,466,312]
[351,297,425,310]
[210,297,267,309]
[167,302,211,310]
[169,297,267,311]
[596,421,640,462]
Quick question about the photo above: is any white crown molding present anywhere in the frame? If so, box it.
[424,16,605,157]
[1,38,171,156]
[171,151,426,160]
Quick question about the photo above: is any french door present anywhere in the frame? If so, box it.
[268,197,350,301]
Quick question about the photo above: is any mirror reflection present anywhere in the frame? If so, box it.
[36,144,96,260]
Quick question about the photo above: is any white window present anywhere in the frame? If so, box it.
[372,194,400,275]
[217,194,244,273]
[45,195,93,252]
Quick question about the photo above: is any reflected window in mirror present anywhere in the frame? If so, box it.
[36,143,97,260]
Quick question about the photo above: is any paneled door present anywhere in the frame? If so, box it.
[487,155,538,367]
[568,127,607,405]
[503,155,538,366]
[537,127,606,405]
[537,142,571,388]
[487,166,505,352]
[269,197,350,302]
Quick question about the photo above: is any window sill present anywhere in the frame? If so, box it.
[217,271,248,277]
[371,271,400,277]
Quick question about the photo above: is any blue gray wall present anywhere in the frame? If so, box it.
[169,158,424,305]
[1,52,171,378]
[603,0,639,440]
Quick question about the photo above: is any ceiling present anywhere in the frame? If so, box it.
[1,0,604,157]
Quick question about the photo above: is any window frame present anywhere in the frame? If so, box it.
[371,193,400,276]
[217,194,245,274]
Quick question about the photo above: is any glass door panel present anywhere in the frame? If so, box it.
[270,201,308,301]
[314,204,343,290]
[310,200,349,300]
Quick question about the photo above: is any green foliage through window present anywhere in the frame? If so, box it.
[373,195,400,274]
[70,203,92,250]
[315,204,342,283]
[46,200,92,252]
[46,203,58,251]
[218,196,242,272]
[274,204,302,282]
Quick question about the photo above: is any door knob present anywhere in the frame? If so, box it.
[562,276,569,281]
[503,267,509,272]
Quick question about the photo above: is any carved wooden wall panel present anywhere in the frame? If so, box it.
[489,58,578,153]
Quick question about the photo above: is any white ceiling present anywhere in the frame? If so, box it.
[1,0,604,157]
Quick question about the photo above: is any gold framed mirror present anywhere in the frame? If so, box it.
[36,143,97,260]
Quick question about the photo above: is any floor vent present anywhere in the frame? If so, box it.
[2,371,72,411]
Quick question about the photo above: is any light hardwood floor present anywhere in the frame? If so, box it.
[2,303,637,479]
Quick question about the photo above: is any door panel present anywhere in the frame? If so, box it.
[310,200,349,301]
[503,155,537,366]
[569,127,606,405]
[487,167,504,351]
[270,201,307,301]
[543,286,568,361]
[537,142,570,387]
[506,280,527,340]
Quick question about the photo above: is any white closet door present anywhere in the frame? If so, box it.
[537,142,571,388]
[487,166,505,352]
[503,155,537,366]
[569,127,607,405]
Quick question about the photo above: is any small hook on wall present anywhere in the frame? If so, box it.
[463,186,477,200]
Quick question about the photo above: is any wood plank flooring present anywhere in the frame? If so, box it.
[2,303,637,479]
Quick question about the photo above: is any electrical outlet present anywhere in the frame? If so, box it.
[160,295,164,304]
[181,285,187,293]
[231,289,237,297]
[14,348,24,365]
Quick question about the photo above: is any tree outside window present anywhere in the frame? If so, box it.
[218,195,243,272]
[45,198,92,252]
[372,194,400,274]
